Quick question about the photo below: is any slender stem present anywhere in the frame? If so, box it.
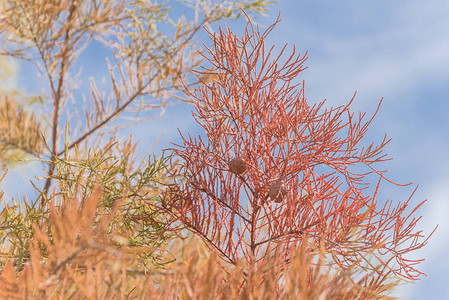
[40,0,77,208]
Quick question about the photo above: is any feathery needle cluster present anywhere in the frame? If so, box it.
[163,14,434,284]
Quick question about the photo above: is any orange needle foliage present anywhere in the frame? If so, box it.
[163,15,434,281]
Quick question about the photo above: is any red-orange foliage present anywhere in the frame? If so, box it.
[163,16,433,281]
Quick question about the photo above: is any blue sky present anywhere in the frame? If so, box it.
[1,1,448,298]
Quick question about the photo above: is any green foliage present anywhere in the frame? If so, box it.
[48,136,176,267]
[0,141,174,271]
[0,172,45,270]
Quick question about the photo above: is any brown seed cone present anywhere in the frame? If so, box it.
[268,181,287,203]
[228,157,247,175]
